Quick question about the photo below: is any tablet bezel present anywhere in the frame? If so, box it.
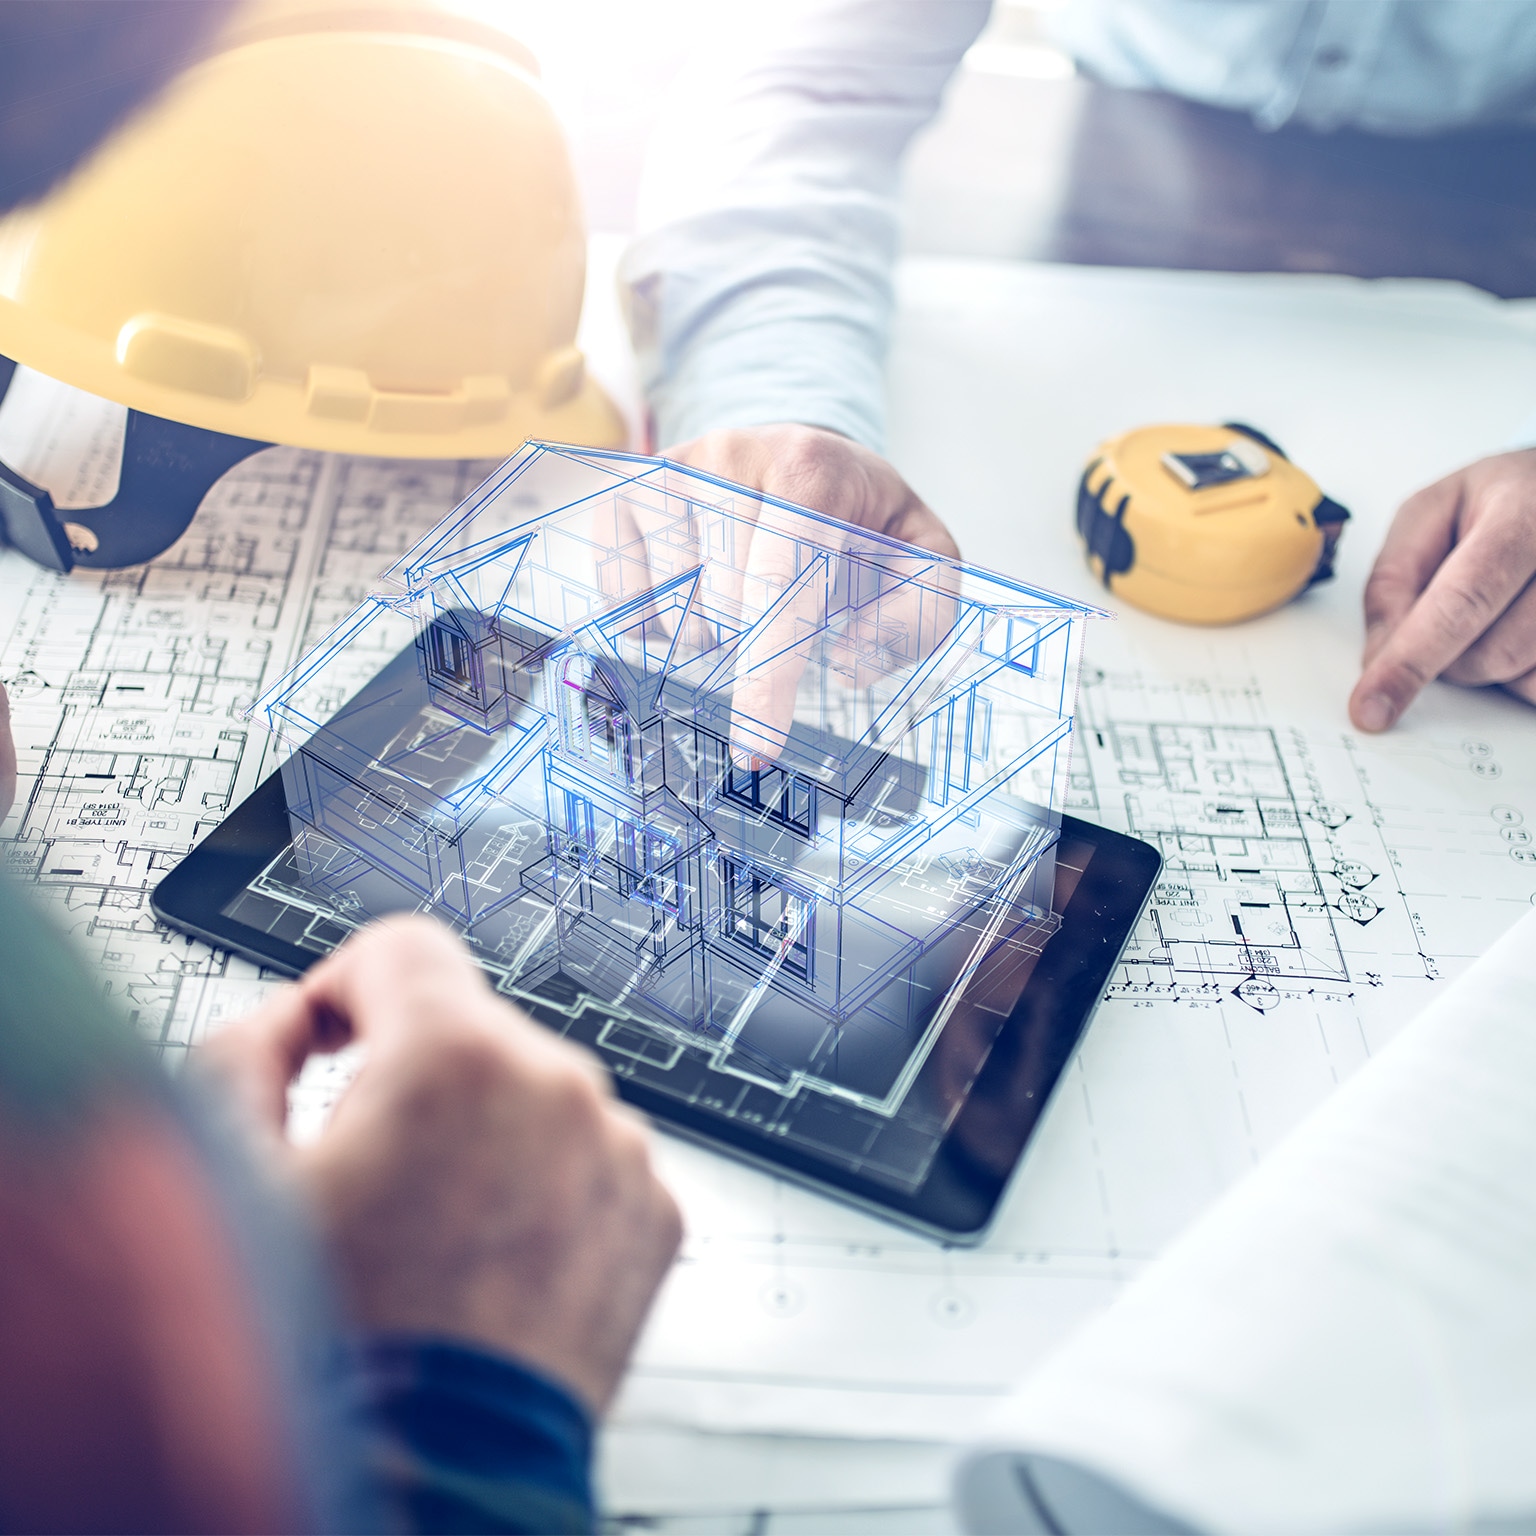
[154,758,1159,1244]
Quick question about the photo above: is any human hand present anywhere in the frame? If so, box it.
[1351,449,1536,730]
[0,683,14,825]
[666,425,957,564]
[198,916,682,1415]
[652,425,961,765]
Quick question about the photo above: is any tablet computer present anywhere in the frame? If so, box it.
[154,631,1159,1242]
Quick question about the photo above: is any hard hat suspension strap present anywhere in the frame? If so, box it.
[0,356,268,572]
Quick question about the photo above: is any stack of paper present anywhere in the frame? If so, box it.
[958,907,1536,1533]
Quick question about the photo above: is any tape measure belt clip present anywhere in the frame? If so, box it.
[1075,458,1135,588]
[1309,494,1352,585]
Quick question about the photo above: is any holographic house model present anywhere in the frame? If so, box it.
[254,443,1097,1126]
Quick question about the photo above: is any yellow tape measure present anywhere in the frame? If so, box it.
[1076,422,1349,625]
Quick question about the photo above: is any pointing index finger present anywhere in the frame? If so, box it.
[728,501,846,767]
[1351,503,1533,730]
[1359,475,1461,666]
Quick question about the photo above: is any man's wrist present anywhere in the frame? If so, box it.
[641,313,890,454]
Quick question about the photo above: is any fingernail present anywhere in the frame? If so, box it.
[1356,694,1395,732]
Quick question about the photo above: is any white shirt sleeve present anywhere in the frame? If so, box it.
[618,0,990,454]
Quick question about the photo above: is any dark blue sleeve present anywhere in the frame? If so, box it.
[355,1335,596,1535]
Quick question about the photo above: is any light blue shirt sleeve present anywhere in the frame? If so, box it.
[618,0,991,454]
[1053,0,1536,135]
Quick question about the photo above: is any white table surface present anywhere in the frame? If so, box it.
[590,254,1536,1531]
[8,247,1533,1534]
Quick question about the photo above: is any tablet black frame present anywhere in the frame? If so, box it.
[154,753,1159,1244]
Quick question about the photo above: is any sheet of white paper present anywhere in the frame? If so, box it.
[598,1425,956,1526]
[4,259,1536,1477]
[958,903,1536,1535]
[0,363,126,509]
[618,667,1536,1440]
[615,262,1536,1440]
[0,445,500,1041]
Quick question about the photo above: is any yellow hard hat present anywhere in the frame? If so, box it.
[0,0,623,572]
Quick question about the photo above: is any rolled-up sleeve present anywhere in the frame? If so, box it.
[619,0,989,454]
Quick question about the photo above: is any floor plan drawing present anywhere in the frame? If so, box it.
[1068,656,1529,1011]
[1075,716,1356,1004]
[5,447,1535,1448]
[0,447,496,1062]
[7,244,1536,1530]
[618,647,1536,1441]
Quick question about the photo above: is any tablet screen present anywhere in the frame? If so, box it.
[158,631,1157,1236]
[217,629,1069,1198]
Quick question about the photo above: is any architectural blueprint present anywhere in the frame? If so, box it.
[617,637,1536,1439]
[5,245,1536,1536]
[5,438,1535,1449]
[0,442,498,1063]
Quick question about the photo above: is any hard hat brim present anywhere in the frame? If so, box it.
[0,298,626,457]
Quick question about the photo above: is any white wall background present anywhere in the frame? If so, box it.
[465,0,1081,245]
